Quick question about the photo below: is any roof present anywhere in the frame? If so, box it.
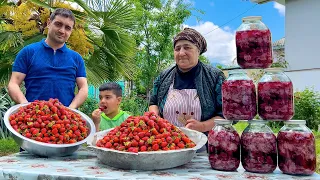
[273,37,285,50]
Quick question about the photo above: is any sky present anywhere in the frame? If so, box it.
[182,0,285,66]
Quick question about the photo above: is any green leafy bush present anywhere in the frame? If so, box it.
[78,97,99,118]
[121,94,148,116]
[293,88,320,130]
[0,88,15,139]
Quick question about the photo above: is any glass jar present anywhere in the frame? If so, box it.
[222,69,256,120]
[208,120,240,171]
[277,120,316,175]
[241,120,277,173]
[236,16,272,69]
[258,68,294,120]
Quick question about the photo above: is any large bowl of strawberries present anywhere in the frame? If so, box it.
[4,99,95,157]
[87,112,208,170]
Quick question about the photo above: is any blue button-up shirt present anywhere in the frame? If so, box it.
[12,39,86,106]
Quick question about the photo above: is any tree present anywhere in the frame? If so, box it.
[129,0,195,96]
[199,55,210,65]
[0,0,137,87]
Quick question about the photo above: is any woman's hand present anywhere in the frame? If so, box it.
[149,105,160,116]
[185,119,205,132]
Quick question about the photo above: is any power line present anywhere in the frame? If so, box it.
[203,4,258,36]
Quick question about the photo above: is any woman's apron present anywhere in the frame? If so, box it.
[163,83,206,152]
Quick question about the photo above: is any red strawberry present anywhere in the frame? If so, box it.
[152,144,159,151]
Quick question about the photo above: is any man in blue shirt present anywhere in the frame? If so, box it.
[8,8,88,109]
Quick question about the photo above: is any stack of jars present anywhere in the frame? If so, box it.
[208,16,316,176]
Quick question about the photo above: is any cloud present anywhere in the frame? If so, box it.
[274,2,285,16]
[210,2,214,7]
[223,26,231,31]
[172,0,195,8]
[186,22,236,65]
[183,0,195,6]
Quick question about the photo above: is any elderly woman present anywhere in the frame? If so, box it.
[149,28,225,133]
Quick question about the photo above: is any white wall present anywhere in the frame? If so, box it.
[285,0,320,92]
[285,0,320,71]
[285,69,320,92]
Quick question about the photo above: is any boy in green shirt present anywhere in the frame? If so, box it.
[92,82,130,131]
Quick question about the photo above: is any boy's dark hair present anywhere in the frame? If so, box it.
[99,82,122,97]
[50,8,76,26]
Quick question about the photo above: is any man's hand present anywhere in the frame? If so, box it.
[185,119,205,132]
[8,72,28,104]
[69,77,88,109]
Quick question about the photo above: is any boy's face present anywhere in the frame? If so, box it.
[99,90,121,116]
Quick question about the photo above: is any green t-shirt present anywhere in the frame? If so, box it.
[99,110,130,130]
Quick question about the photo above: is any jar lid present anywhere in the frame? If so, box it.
[284,120,306,125]
[248,120,267,124]
[228,69,246,74]
[242,16,262,22]
[214,119,233,124]
[264,68,285,73]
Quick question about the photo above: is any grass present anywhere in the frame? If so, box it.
[314,131,320,174]
[234,121,248,134]
[0,138,19,156]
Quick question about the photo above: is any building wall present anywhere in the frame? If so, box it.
[286,0,320,71]
[285,69,320,92]
[88,81,126,100]
[285,0,320,91]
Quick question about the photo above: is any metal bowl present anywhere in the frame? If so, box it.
[4,103,96,157]
[87,127,208,170]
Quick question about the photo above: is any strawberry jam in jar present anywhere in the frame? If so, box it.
[222,69,256,120]
[277,120,316,175]
[258,68,294,120]
[236,16,272,69]
[241,120,277,173]
[208,120,240,171]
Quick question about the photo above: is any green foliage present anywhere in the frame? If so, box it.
[233,121,248,134]
[129,0,193,95]
[270,61,288,68]
[0,137,19,156]
[120,93,148,116]
[78,97,99,118]
[247,69,264,84]
[0,0,137,87]
[216,65,224,70]
[314,131,320,155]
[271,50,288,68]
[293,88,320,130]
[199,55,210,64]
[267,121,283,133]
[0,88,15,139]
[85,0,138,86]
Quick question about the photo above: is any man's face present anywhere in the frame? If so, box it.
[47,15,74,45]
[99,90,121,116]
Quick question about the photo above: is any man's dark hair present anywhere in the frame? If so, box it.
[99,82,123,97]
[50,8,76,26]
